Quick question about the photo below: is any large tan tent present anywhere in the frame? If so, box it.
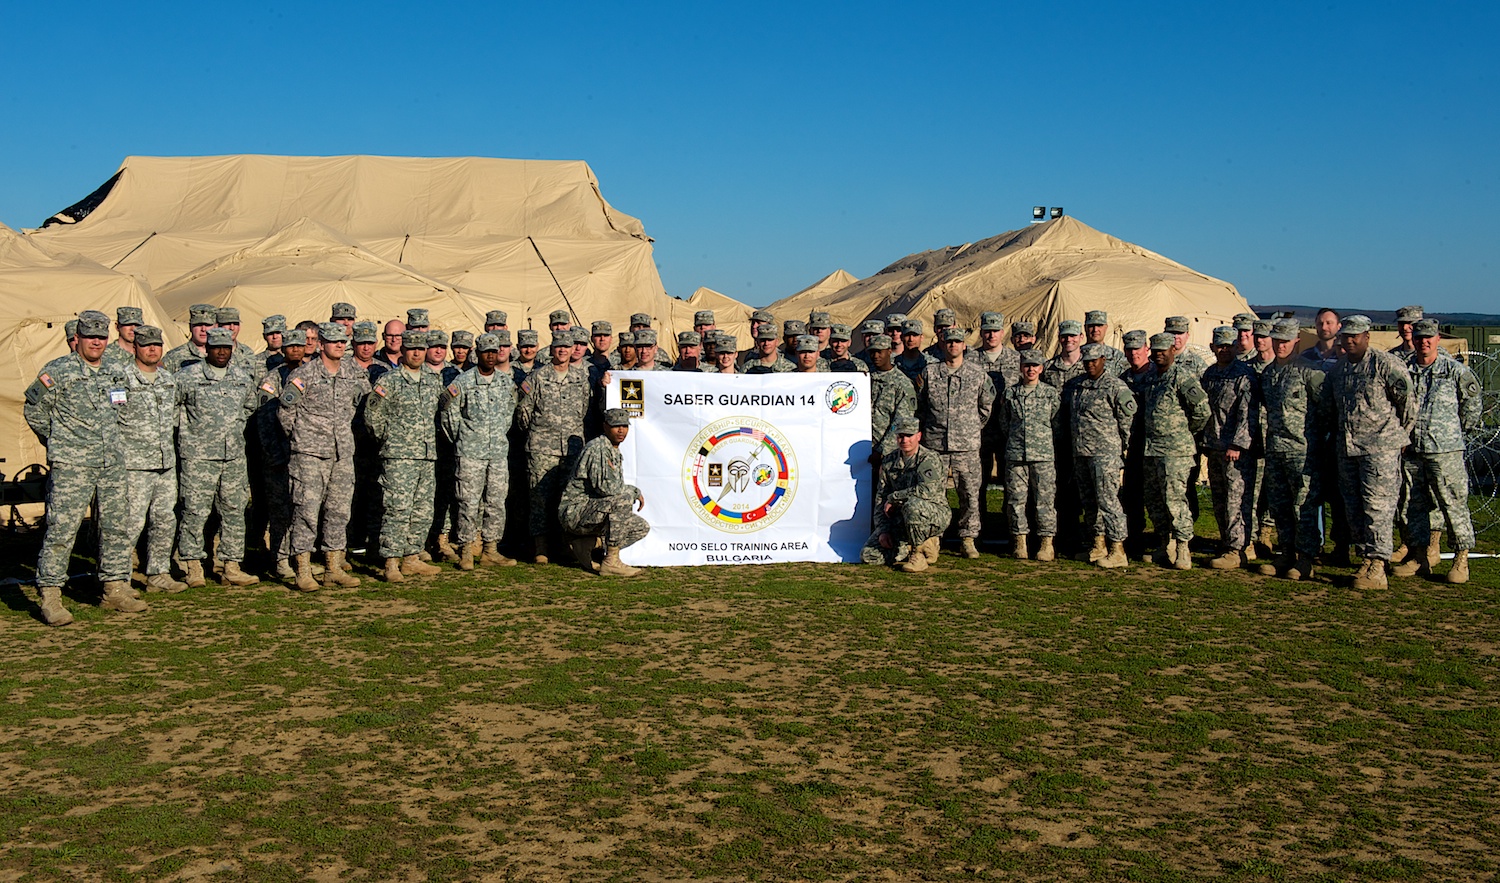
[765,217,1250,355]
[30,155,680,334]
[666,287,757,355]
[0,223,176,483]
[768,269,860,313]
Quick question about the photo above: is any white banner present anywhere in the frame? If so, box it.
[606,371,872,566]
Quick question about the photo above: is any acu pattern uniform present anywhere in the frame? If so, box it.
[365,364,446,561]
[1139,356,1210,560]
[439,354,519,558]
[1198,352,1261,559]
[1258,344,1327,571]
[559,435,650,552]
[279,350,372,560]
[517,362,592,544]
[916,351,995,545]
[1401,336,1480,565]
[862,432,952,567]
[1062,361,1136,550]
[1000,367,1061,552]
[118,354,180,583]
[174,355,260,571]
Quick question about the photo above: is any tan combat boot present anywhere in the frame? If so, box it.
[898,549,929,573]
[1289,555,1316,581]
[1391,539,1428,577]
[147,573,188,594]
[383,557,406,583]
[38,587,73,627]
[321,550,360,588]
[1259,554,1292,578]
[1034,536,1055,562]
[1097,541,1128,569]
[221,560,259,587]
[436,535,460,563]
[1447,549,1469,585]
[101,581,148,613]
[569,536,599,572]
[532,536,549,565]
[275,558,297,581]
[458,541,476,572]
[1427,530,1443,571]
[481,542,517,567]
[1012,535,1029,560]
[600,546,641,577]
[293,553,320,592]
[183,559,207,588]
[1174,540,1192,571]
[960,537,979,559]
[401,554,441,577]
[1209,549,1243,570]
[1077,534,1106,563]
[920,536,942,563]
[1351,558,1388,590]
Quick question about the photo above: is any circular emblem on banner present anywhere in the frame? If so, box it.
[825,381,859,415]
[683,416,798,532]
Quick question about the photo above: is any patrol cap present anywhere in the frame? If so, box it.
[603,408,631,428]
[794,334,819,353]
[1080,343,1106,361]
[634,328,658,347]
[76,310,110,338]
[475,333,502,353]
[189,304,217,325]
[427,330,450,348]
[405,308,429,328]
[64,319,78,339]
[517,329,539,346]
[1339,315,1373,336]
[754,325,779,341]
[353,321,379,344]
[901,319,924,335]
[1012,321,1037,337]
[629,312,652,327]
[548,309,571,326]
[1395,305,1425,323]
[1164,316,1190,334]
[830,323,851,341]
[716,334,737,351]
[979,311,1006,331]
[1084,310,1108,326]
[1058,319,1083,337]
[933,308,957,328]
[1412,318,1440,339]
[1020,349,1045,367]
[451,330,474,348]
[783,319,807,336]
[1233,312,1258,327]
[570,325,588,343]
[548,331,572,349]
[617,330,635,347]
[134,325,164,347]
[1211,326,1236,346]
[491,329,513,347]
[262,314,288,334]
[1232,317,1255,332]
[1122,329,1148,349]
[401,329,429,349]
[1270,318,1301,341]
[860,319,885,336]
[115,306,144,326]
[893,416,921,436]
[484,310,508,326]
[215,306,242,325]
[282,332,307,350]
[694,310,715,326]
[941,327,966,343]
[677,331,702,347]
[885,312,908,326]
[330,302,357,320]
[206,327,234,348]
[751,309,775,324]
[1149,332,1177,351]
[319,322,349,343]
[1252,320,1273,337]
[867,333,894,351]
[591,320,613,336]
[808,311,831,329]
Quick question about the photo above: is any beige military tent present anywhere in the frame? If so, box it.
[765,217,1250,355]
[666,287,757,354]
[0,223,176,483]
[768,269,860,315]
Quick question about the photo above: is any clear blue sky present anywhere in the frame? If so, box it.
[3,1,1495,311]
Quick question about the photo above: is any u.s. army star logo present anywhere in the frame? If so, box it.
[621,378,644,417]
[683,416,797,533]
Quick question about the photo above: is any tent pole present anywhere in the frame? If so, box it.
[527,236,580,326]
[110,231,157,270]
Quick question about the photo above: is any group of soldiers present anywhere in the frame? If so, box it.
[25,297,1480,627]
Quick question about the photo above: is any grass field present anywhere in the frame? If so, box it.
[1,514,1497,881]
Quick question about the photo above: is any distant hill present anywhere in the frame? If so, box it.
[1251,305,1500,326]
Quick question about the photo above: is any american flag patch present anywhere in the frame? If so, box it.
[447,383,461,398]
[373,385,388,398]
[290,377,306,391]
[39,373,54,388]
[260,381,277,395]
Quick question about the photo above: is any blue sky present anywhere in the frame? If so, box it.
[2,1,1495,311]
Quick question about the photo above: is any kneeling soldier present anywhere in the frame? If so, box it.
[863,417,952,572]
[559,408,649,576]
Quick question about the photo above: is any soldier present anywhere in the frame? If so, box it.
[613,330,637,371]
[162,303,217,372]
[744,326,794,373]
[693,310,716,339]
[1118,330,1157,558]
[740,309,776,368]
[378,319,405,368]
[101,305,143,370]
[1063,343,1136,568]
[1163,316,1207,376]
[826,324,866,372]
[1042,319,1087,389]
[673,331,707,371]
[450,330,474,371]
[1257,318,1326,580]
[854,319,886,371]
[1083,310,1128,376]
[1011,320,1038,356]
[259,314,288,371]
[885,314,908,358]
[279,322,371,590]
[406,308,431,335]
[864,334,916,468]
[791,335,825,372]
[589,321,614,371]
[632,329,668,372]
[705,334,740,374]
[999,350,1060,561]
[1140,332,1211,570]
[213,307,260,370]
[253,331,307,580]
[974,311,1018,389]
[1320,315,1413,590]
[559,408,649,576]
[863,417,951,572]
[517,332,592,563]
[117,325,186,594]
[365,330,445,582]
[484,310,508,333]
[1389,305,1423,356]
[25,310,142,624]
[330,302,357,338]
[1231,314,1258,360]
[918,326,996,559]
[1392,319,1480,584]
[895,319,935,381]
[350,321,381,375]
[924,309,957,360]
[513,328,540,378]
[808,311,833,355]
[175,328,261,588]
[1199,326,1261,570]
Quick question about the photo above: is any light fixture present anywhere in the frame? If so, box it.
[1050,207,1064,219]
[1032,206,1046,221]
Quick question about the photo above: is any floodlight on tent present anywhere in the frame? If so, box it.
[1050,207,1064,219]
[1032,206,1046,222]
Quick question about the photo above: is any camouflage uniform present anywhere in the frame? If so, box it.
[917,358,995,539]
[517,363,592,538]
[744,353,796,374]
[365,366,445,559]
[1119,361,1157,554]
[1140,363,1210,544]
[862,445,951,564]
[1000,380,1060,538]
[894,348,936,383]
[118,361,179,577]
[440,366,518,547]
[160,341,207,373]
[974,347,1016,529]
[1403,353,1480,551]
[1063,371,1136,543]
[1042,356,1088,547]
[279,358,371,554]
[1260,359,1327,557]
[1199,359,1261,552]
[559,435,649,548]
[1321,348,1413,561]
[174,360,260,564]
[869,365,917,459]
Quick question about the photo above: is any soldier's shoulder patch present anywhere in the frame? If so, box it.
[372,384,388,398]
[38,372,54,388]
[290,376,306,391]
[260,381,277,396]
[447,383,461,398]
[520,379,533,396]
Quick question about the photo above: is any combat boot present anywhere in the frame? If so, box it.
[1209,549,1243,570]
[436,535,460,563]
[532,537,549,565]
[1097,541,1128,569]
[1391,540,1427,577]
[37,587,73,627]
[147,573,188,594]
[401,554,441,577]
[101,581,148,613]
[481,542,516,567]
[383,557,406,583]
[275,558,297,581]
[221,560,259,587]
[1174,541,1193,571]
[293,553,320,592]
[1154,539,1177,568]
[960,537,979,559]
[1259,554,1292,578]
[1447,550,1469,585]
[1035,536,1055,562]
[600,546,641,577]
[1290,555,1316,581]
[1076,534,1106,563]
[183,559,207,588]
[898,550,929,573]
[1351,558,1388,590]
[920,536,942,563]
[1256,524,1277,560]
[569,536,599,572]
[1012,535,1029,560]
[458,541,476,572]
[322,550,361,588]
[1426,530,1443,571]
